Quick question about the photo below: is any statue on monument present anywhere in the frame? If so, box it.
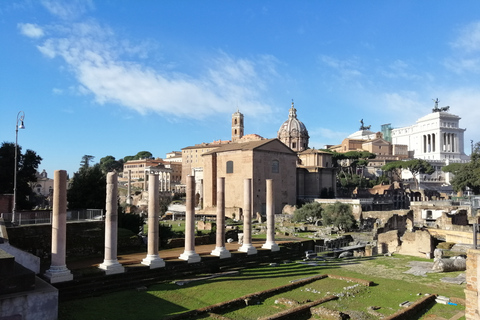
[432,98,450,113]
[359,119,371,130]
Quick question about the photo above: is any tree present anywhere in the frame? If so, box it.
[0,142,42,210]
[381,160,404,183]
[443,142,480,194]
[382,159,434,189]
[292,202,323,224]
[80,155,95,169]
[99,155,123,173]
[403,159,434,189]
[322,202,355,231]
[134,151,153,160]
[67,163,106,209]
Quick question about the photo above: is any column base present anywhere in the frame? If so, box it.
[262,241,280,252]
[44,265,73,283]
[239,244,258,255]
[179,250,201,263]
[141,254,166,269]
[211,246,231,259]
[99,259,125,275]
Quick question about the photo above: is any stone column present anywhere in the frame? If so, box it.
[211,177,231,258]
[179,175,201,263]
[239,178,257,255]
[44,170,73,283]
[142,172,165,268]
[465,248,480,320]
[126,170,132,205]
[262,179,279,251]
[99,172,125,274]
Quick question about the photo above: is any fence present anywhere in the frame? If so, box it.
[0,209,104,226]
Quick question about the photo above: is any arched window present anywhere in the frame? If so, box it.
[272,160,279,173]
[226,161,234,173]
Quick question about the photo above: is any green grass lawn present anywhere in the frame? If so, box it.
[59,254,466,320]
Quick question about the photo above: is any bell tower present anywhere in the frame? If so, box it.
[232,110,244,142]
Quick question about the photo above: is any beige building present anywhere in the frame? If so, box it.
[297,149,337,199]
[202,139,298,216]
[32,170,54,197]
[121,158,180,191]
[328,126,408,175]
[277,101,309,152]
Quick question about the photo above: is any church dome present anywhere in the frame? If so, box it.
[277,101,309,152]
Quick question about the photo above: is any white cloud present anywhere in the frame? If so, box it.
[319,55,363,79]
[451,21,480,53]
[446,21,480,73]
[36,21,274,119]
[309,127,350,147]
[41,0,94,20]
[18,23,44,38]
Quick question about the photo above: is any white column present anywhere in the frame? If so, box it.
[179,175,201,263]
[99,172,125,274]
[211,177,231,258]
[239,178,257,254]
[262,179,279,251]
[44,170,73,283]
[142,172,165,268]
[126,170,132,205]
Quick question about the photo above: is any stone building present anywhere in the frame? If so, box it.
[390,101,469,186]
[297,148,336,199]
[202,138,298,217]
[121,158,179,191]
[277,101,309,152]
[32,170,54,198]
[328,124,408,177]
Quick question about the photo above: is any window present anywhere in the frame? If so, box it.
[272,160,279,173]
[226,161,234,173]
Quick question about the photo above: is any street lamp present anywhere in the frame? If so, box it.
[12,111,25,224]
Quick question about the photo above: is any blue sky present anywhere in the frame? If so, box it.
[1,1,480,178]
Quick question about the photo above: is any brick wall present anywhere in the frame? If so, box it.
[465,248,480,320]
[0,194,13,215]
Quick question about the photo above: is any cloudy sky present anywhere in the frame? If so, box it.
[1,1,480,177]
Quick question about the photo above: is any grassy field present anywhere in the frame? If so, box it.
[58,254,466,320]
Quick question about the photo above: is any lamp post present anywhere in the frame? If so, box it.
[12,111,25,224]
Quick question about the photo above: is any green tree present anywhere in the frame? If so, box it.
[322,202,355,231]
[99,155,123,173]
[381,159,434,189]
[381,160,404,183]
[80,155,95,169]
[403,159,434,189]
[0,142,42,209]
[135,151,153,160]
[443,142,480,194]
[292,202,323,224]
[67,163,106,209]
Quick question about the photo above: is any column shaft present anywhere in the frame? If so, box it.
[44,170,73,283]
[211,177,231,258]
[239,178,256,254]
[99,172,124,274]
[262,179,279,251]
[179,175,201,262]
[142,172,165,268]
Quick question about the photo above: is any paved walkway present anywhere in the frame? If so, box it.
[67,239,297,270]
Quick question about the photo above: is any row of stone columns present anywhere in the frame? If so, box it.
[43,170,279,282]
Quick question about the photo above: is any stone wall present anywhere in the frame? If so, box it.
[377,230,400,254]
[398,230,434,258]
[427,228,476,245]
[0,194,12,216]
[6,222,142,266]
[465,248,480,320]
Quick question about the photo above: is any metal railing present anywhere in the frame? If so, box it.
[0,209,104,226]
